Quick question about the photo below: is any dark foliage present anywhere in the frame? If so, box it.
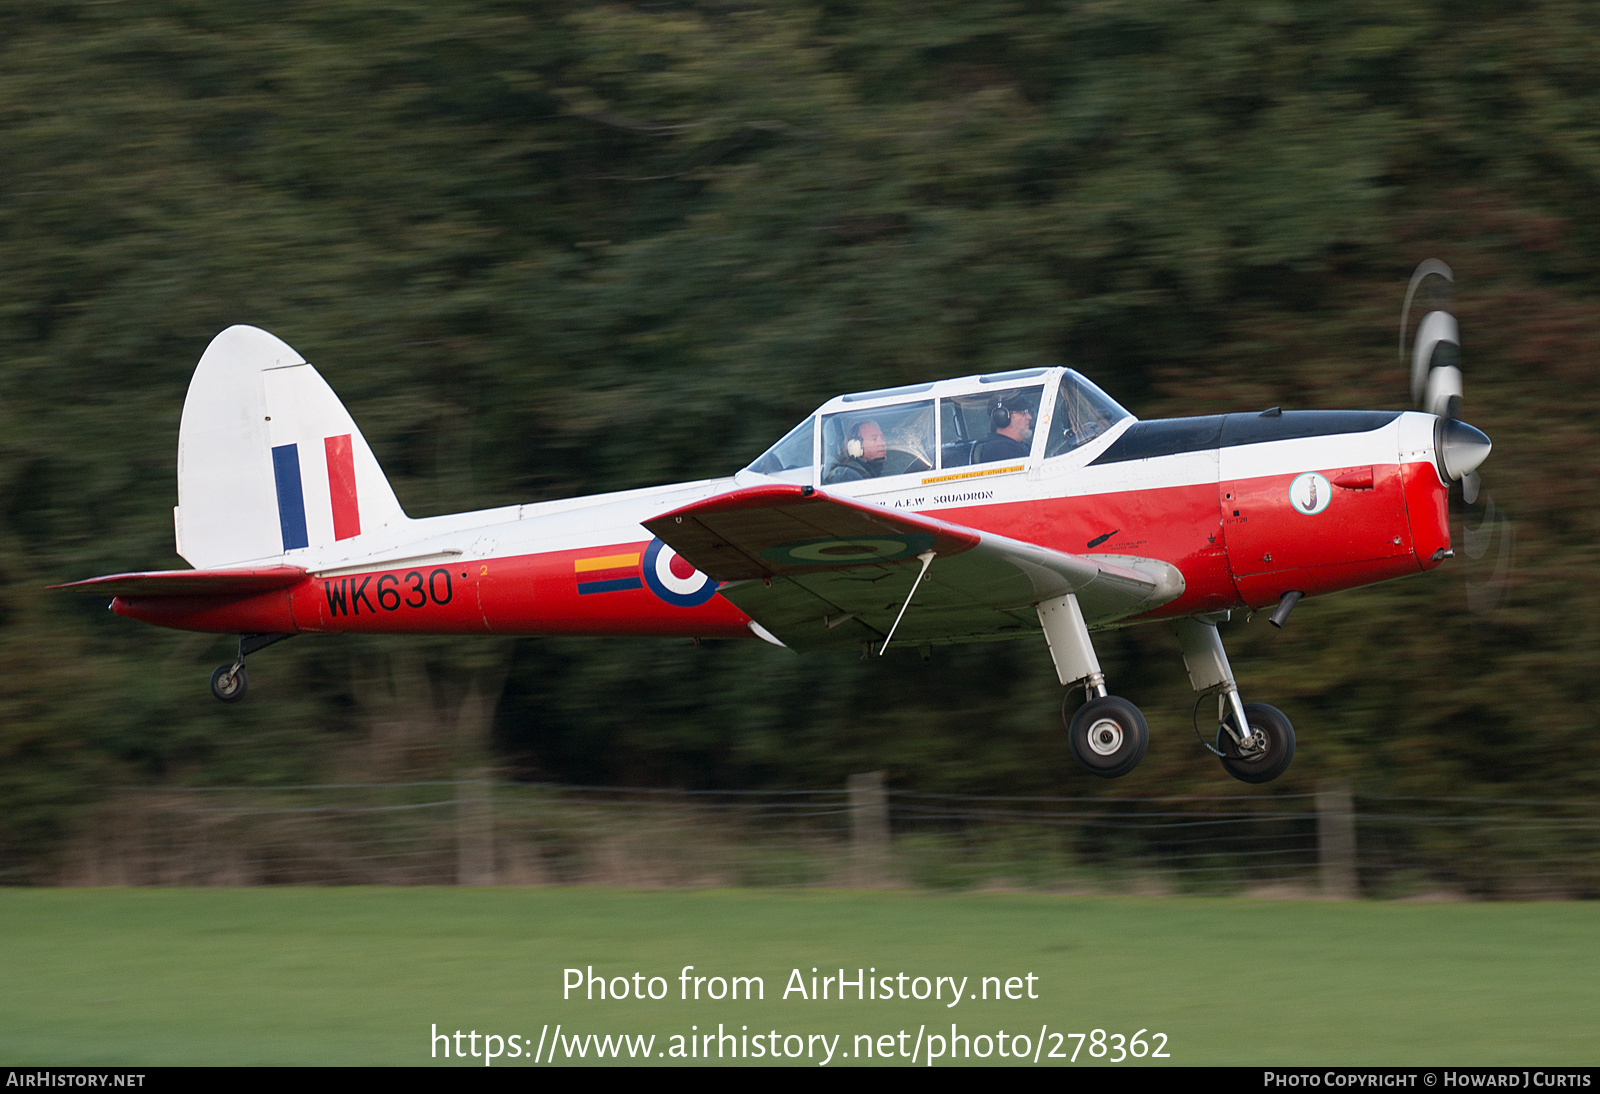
[2,1,1597,875]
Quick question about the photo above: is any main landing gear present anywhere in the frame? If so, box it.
[1038,596,1296,783]
[209,633,293,703]
[1038,594,1150,779]
[1177,616,1295,784]
[1214,701,1295,784]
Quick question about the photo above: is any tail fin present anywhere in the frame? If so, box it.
[175,326,407,568]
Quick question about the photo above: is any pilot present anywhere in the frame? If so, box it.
[972,396,1034,463]
[825,420,888,483]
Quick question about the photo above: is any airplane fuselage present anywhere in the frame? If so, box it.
[112,407,1449,642]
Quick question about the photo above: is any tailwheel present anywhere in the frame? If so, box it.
[1217,702,1295,783]
[1066,695,1149,779]
[210,664,248,703]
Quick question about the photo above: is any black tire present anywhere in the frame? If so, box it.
[1218,702,1295,783]
[210,664,248,703]
[1066,695,1150,779]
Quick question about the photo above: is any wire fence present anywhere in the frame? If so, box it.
[53,778,1600,899]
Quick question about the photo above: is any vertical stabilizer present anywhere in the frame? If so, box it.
[175,326,407,568]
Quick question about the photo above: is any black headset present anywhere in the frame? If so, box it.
[989,397,1013,431]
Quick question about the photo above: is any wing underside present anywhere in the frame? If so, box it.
[645,485,1183,651]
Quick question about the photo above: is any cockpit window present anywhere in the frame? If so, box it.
[744,414,815,483]
[1044,371,1132,458]
[744,370,1129,485]
[941,384,1045,468]
[821,400,935,485]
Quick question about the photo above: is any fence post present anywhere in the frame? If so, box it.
[848,771,890,887]
[457,771,495,886]
[1317,781,1358,899]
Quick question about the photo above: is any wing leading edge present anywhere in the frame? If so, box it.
[644,485,1183,652]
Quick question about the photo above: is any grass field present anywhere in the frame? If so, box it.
[1,888,1596,1066]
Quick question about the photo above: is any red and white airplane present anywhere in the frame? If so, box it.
[58,265,1491,783]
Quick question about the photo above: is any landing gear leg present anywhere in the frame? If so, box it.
[1176,615,1295,783]
[209,633,293,703]
[1039,593,1149,778]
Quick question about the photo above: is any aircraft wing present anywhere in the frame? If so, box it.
[644,485,1183,651]
[50,566,308,597]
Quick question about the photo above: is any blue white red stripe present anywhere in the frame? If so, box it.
[270,436,363,552]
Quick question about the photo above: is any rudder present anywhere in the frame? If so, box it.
[175,326,407,568]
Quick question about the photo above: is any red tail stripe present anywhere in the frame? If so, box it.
[325,434,361,541]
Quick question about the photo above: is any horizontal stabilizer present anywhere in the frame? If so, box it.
[51,566,307,598]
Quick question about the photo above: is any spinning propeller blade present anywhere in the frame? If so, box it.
[1463,494,1514,615]
[1401,260,1511,613]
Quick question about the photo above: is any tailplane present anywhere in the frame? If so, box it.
[175,326,406,568]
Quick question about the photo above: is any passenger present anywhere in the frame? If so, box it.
[825,420,888,483]
[972,397,1034,463]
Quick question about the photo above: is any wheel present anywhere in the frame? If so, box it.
[210,664,248,703]
[1066,695,1150,779]
[1217,702,1295,783]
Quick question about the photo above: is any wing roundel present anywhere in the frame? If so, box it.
[644,483,981,581]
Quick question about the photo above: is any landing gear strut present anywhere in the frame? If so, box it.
[1038,593,1150,779]
[1177,616,1296,783]
[209,633,293,703]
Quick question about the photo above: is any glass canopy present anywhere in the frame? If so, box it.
[744,368,1132,486]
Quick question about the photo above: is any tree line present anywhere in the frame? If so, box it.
[2,2,1597,876]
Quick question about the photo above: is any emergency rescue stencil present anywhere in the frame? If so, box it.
[1289,472,1332,516]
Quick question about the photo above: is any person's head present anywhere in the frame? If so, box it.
[849,420,887,462]
[995,399,1034,442]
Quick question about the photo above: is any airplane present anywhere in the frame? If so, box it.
[55,262,1492,783]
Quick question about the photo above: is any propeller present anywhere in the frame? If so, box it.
[1400,259,1512,611]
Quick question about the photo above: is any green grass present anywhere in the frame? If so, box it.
[1,888,1596,1066]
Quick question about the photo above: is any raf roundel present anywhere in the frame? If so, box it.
[760,532,937,568]
[1289,472,1332,516]
[641,537,720,607]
